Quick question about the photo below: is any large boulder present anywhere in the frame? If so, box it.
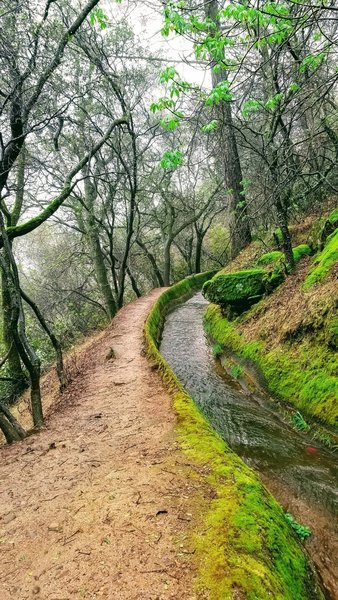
[203,269,267,315]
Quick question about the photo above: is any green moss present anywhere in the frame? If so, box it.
[328,208,338,224]
[212,343,223,357]
[203,269,267,314]
[304,228,338,287]
[145,275,323,600]
[272,227,283,246]
[325,316,338,349]
[308,208,338,252]
[257,251,284,266]
[230,364,244,379]
[258,245,311,268]
[204,305,338,428]
[292,244,312,262]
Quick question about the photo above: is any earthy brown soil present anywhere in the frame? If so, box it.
[0,290,204,600]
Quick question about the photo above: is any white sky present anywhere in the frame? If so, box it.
[104,0,211,87]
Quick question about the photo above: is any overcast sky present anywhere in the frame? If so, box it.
[104,0,211,87]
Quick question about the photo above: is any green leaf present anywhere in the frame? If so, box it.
[242,99,262,118]
[160,150,184,170]
[265,92,284,110]
[159,66,178,83]
[89,7,108,30]
[201,120,218,133]
[205,80,233,107]
[285,513,312,541]
[149,97,176,113]
[300,52,327,73]
[160,116,180,131]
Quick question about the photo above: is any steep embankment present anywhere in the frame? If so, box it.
[203,210,338,432]
[146,273,324,600]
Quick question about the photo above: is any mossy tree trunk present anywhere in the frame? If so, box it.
[1,146,28,396]
[195,232,205,274]
[275,198,295,269]
[0,211,43,429]
[270,152,295,269]
[20,289,67,392]
[163,238,172,287]
[1,268,26,392]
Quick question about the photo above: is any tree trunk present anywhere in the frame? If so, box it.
[195,233,204,274]
[127,266,141,297]
[89,229,117,319]
[163,239,172,286]
[83,177,117,319]
[1,145,28,397]
[0,409,23,443]
[0,402,27,441]
[136,239,164,287]
[275,196,294,269]
[21,289,67,392]
[204,0,251,258]
[0,212,43,428]
[1,268,26,393]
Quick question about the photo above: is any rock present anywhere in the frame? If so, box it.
[48,522,62,532]
[292,244,312,262]
[203,269,267,315]
[105,347,116,361]
[257,251,283,266]
[203,268,286,316]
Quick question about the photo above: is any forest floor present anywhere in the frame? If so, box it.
[0,290,206,600]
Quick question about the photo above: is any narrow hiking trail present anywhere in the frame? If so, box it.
[0,291,203,600]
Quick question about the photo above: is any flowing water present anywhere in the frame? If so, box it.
[160,293,338,598]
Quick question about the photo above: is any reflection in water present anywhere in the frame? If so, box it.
[160,293,338,517]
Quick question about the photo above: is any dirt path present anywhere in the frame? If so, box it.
[0,291,202,600]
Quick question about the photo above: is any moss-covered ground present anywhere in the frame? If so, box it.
[145,273,323,600]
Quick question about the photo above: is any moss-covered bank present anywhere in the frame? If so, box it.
[145,274,323,600]
[204,303,338,429]
[203,210,338,429]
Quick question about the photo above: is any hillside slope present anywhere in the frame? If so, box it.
[204,210,338,430]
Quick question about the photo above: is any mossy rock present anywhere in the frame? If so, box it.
[292,244,312,262]
[258,245,311,270]
[203,269,266,309]
[257,251,284,266]
[304,228,338,287]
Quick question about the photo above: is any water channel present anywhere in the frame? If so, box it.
[160,293,338,598]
